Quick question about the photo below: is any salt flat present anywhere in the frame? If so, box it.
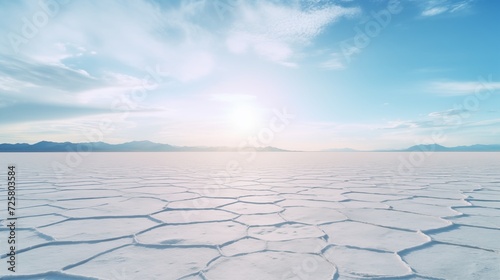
[1,152,499,279]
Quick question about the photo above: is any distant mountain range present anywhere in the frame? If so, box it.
[0,141,499,152]
[324,144,500,152]
[0,141,290,152]
[403,144,500,152]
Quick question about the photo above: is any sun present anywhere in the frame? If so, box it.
[230,106,259,132]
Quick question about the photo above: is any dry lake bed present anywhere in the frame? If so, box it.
[1,152,499,279]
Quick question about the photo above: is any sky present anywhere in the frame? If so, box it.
[0,0,499,151]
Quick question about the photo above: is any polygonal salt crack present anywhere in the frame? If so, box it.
[204,251,336,280]
[136,221,247,246]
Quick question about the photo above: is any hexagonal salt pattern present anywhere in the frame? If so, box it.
[249,223,325,241]
[0,152,499,279]
[320,221,429,252]
[38,217,159,241]
[204,251,337,280]
[136,221,247,246]
[324,246,412,278]
[402,243,500,279]
[67,245,220,279]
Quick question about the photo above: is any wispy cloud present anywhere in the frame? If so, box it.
[0,102,112,124]
[466,118,500,128]
[320,53,346,70]
[422,6,449,16]
[428,108,470,118]
[383,107,498,131]
[383,120,433,130]
[226,1,359,66]
[426,80,500,95]
[383,108,468,130]
[418,0,474,17]
[2,0,218,83]
[0,56,103,92]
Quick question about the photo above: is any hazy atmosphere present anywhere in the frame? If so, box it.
[1,0,499,150]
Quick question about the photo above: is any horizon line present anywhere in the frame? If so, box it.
[1,140,500,153]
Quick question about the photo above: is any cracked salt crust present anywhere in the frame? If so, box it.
[0,152,499,279]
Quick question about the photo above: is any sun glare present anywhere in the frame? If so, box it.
[230,106,259,132]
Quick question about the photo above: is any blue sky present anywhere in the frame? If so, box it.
[0,0,499,150]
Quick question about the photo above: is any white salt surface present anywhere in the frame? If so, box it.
[0,152,499,279]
